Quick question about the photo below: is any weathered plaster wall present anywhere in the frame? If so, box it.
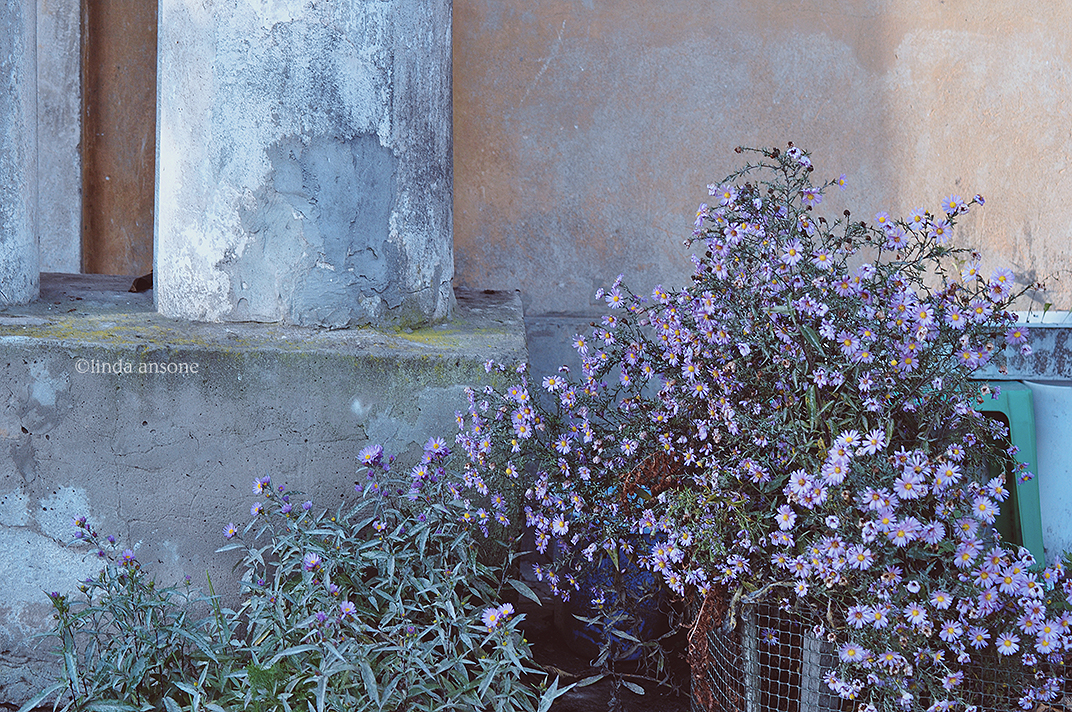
[454,0,1072,374]
[156,0,454,328]
[0,0,38,305]
[36,0,82,274]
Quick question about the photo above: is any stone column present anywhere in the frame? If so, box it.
[155,0,454,328]
[0,0,38,305]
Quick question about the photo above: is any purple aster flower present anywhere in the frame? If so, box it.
[847,545,874,571]
[972,495,998,524]
[941,671,964,691]
[774,504,796,530]
[481,606,503,631]
[423,436,449,459]
[885,225,910,250]
[954,539,980,568]
[838,642,868,664]
[941,194,965,215]
[252,475,271,495]
[846,604,868,629]
[779,239,805,267]
[904,603,928,628]
[801,187,822,207]
[894,468,926,500]
[359,444,383,466]
[339,600,356,618]
[709,183,737,205]
[223,522,238,539]
[1005,325,1029,346]
[302,552,322,572]
[968,626,991,649]
[996,631,1020,655]
[928,219,951,244]
[989,267,1016,298]
[939,619,963,643]
[867,605,890,629]
[920,520,945,545]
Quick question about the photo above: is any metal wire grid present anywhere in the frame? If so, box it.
[691,601,1071,712]
[956,657,1070,712]
[692,602,840,712]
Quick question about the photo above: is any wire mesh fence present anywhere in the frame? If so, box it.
[691,598,840,712]
[690,595,1071,712]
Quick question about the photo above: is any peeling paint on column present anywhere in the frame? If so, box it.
[156,0,453,327]
[230,134,402,328]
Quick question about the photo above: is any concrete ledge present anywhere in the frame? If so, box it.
[976,315,1072,381]
[0,274,526,703]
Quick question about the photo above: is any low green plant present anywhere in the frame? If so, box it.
[219,444,567,712]
[28,442,572,712]
[23,523,224,712]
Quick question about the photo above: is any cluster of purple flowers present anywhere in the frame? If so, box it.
[480,602,515,632]
[442,146,1066,710]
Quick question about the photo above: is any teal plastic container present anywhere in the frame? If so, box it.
[976,382,1045,565]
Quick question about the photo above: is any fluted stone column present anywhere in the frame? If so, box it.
[155,0,453,328]
[0,0,38,305]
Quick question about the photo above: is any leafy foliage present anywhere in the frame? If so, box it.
[30,447,571,712]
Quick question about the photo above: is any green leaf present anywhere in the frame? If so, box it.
[416,526,430,557]
[315,673,329,712]
[507,579,541,606]
[359,659,379,708]
[174,680,201,707]
[536,677,577,712]
[162,697,182,712]
[15,681,67,712]
[621,680,645,695]
[268,644,321,666]
[214,543,245,554]
[800,325,823,353]
[86,702,141,712]
[378,673,404,711]
[477,664,496,699]
[62,634,80,693]
[806,385,818,430]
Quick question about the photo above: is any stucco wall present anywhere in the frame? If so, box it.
[454,0,1072,366]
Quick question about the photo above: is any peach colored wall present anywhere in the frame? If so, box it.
[454,0,1072,317]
